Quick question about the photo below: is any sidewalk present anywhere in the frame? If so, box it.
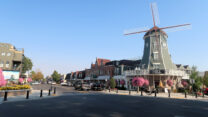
[101,89,208,101]
[0,90,57,104]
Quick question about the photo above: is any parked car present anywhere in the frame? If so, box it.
[51,82,56,85]
[91,83,104,91]
[67,82,72,86]
[32,82,40,85]
[61,82,68,86]
[73,80,82,87]
[74,82,82,90]
[204,88,208,95]
[81,83,91,91]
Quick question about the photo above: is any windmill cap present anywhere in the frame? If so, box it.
[144,26,167,37]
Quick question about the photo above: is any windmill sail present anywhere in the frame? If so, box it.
[124,27,149,35]
[151,2,160,26]
[162,24,191,33]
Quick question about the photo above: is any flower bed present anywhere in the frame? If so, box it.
[0,85,31,90]
[0,85,31,97]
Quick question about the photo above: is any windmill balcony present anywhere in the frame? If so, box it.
[123,69,188,77]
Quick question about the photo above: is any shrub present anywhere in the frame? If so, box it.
[177,87,185,93]
[167,80,173,87]
[120,80,125,86]
[181,80,188,87]
[132,77,145,87]
[109,78,116,89]
[115,86,126,90]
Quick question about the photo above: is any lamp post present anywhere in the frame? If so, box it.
[105,78,107,89]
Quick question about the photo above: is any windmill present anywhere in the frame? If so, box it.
[124,3,191,74]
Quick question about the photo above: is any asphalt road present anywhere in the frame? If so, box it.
[0,92,208,117]
[31,84,76,95]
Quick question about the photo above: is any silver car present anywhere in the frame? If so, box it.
[81,83,91,91]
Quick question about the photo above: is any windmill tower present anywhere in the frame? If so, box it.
[124,3,190,89]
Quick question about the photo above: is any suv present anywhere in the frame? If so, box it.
[92,83,104,91]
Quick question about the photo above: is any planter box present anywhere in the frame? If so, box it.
[0,90,31,97]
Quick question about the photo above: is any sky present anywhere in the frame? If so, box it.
[0,0,207,76]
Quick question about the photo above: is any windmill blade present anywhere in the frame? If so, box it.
[160,24,191,33]
[151,2,160,26]
[124,27,149,35]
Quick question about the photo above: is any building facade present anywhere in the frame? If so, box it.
[0,43,24,80]
[0,43,24,71]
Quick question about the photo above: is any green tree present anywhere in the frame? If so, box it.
[31,70,44,81]
[51,70,61,83]
[22,56,33,73]
[203,71,208,87]
[190,66,202,92]
[109,77,116,89]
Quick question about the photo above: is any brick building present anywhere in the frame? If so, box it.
[85,58,114,80]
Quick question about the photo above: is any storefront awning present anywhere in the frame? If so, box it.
[97,76,110,80]
[84,77,91,80]
[113,75,126,80]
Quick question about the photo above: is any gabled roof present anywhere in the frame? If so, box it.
[96,58,111,66]
[176,64,184,70]
[91,64,95,68]
[183,65,191,70]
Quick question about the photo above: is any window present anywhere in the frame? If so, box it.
[153,41,157,49]
[1,52,5,56]
[146,43,148,48]
[6,61,9,68]
[101,60,103,66]
[153,64,160,69]
[153,52,159,60]
[162,42,167,47]
[116,61,119,66]
[7,53,11,56]
[0,61,3,67]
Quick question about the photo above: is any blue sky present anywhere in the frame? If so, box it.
[0,0,207,76]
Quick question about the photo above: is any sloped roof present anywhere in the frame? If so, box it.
[144,26,167,37]
[176,64,184,70]
[183,65,191,70]
[96,58,111,66]
[106,59,141,67]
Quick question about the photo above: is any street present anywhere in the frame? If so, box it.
[0,84,208,117]
[31,84,76,95]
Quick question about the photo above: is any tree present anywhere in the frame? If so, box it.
[190,66,202,92]
[22,56,33,74]
[109,77,116,89]
[31,71,44,81]
[51,70,61,83]
[203,71,208,87]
